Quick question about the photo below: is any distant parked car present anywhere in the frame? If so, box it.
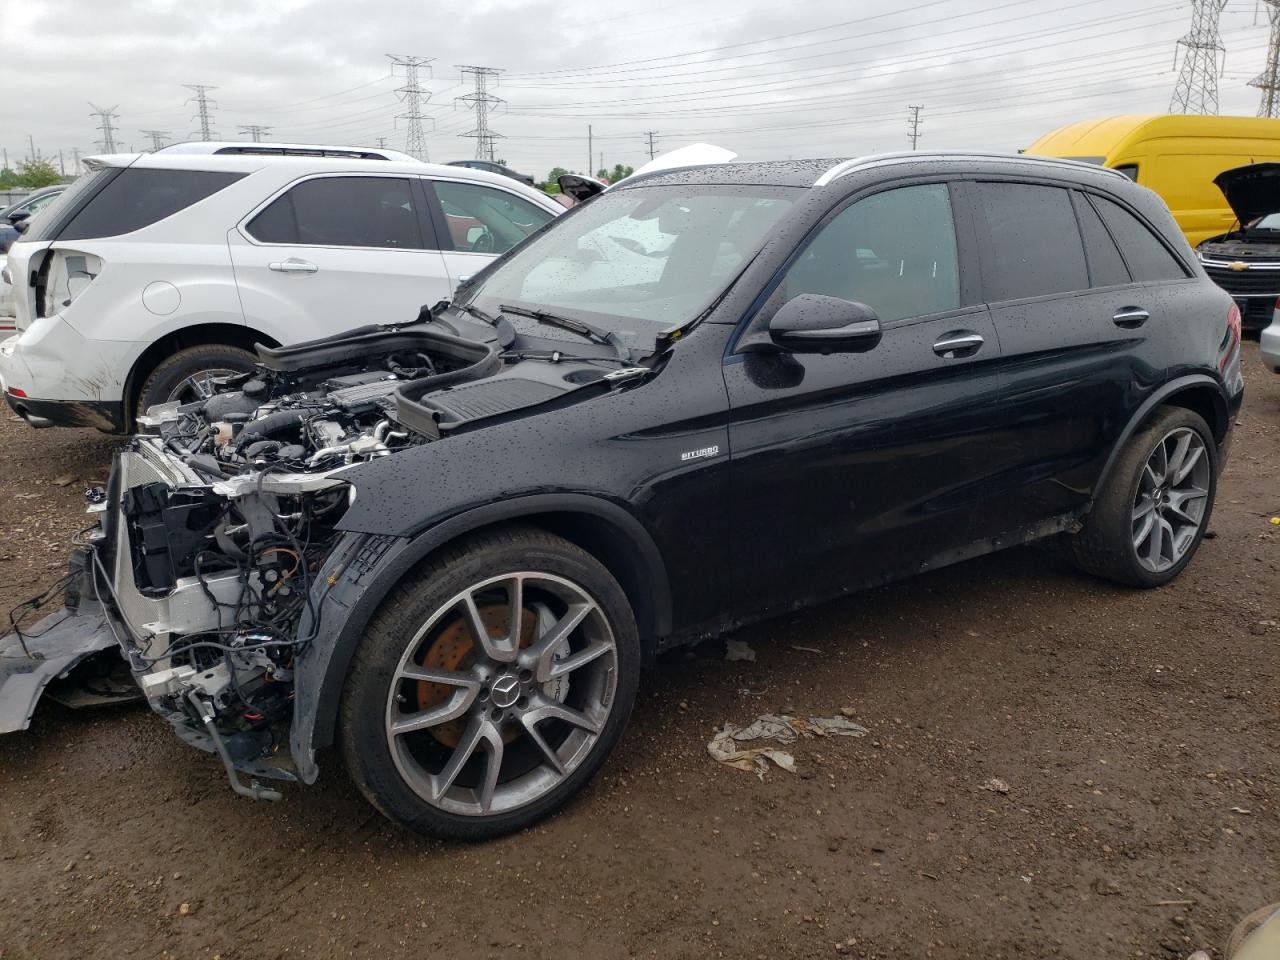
[0,184,67,253]
[1262,302,1280,373]
[0,151,562,430]
[446,159,536,187]
[1196,163,1280,332]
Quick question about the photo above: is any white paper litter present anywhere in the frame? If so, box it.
[707,713,869,779]
[724,639,757,662]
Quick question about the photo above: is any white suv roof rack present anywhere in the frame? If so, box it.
[154,141,418,162]
[813,151,1128,187]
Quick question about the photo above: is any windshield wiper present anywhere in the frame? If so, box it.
[499,304,631,362]
[455,301,498,326]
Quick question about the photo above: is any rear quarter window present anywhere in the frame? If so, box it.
[1090,195,1188,282]
[57,168,245,241]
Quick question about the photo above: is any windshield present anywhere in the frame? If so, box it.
[1248,212,1280,231]
[463,184,797,350]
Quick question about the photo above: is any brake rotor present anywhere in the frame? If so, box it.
[416,603,539,748]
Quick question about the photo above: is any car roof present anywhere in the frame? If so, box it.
[617,152,1129,190]
[81,152,561,207]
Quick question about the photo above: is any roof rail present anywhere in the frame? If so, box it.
[813,151,1128,187]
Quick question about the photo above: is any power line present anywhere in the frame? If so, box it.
[456,65,505,161]
[140,130,170,151]
[239,124,271,142]
[185,84,218,140]
[907,105,923,149]
[388,54,434,161]
[1252,0,1280,116]
[1170,0,1228,114]
[88,103,120,153]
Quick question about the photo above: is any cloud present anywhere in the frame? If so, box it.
[1,0,1273,179]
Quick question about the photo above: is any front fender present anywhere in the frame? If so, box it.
[288,493,672,784]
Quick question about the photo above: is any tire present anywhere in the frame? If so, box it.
[1066,406,1218,588]
[339,526,640,841]
[135,344,257,418]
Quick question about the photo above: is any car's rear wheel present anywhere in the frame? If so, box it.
[1067,406,1217,587]
[339,527,640,840]
[135,344,257,417]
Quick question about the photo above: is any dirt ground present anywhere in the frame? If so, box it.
[0,344,1276,960]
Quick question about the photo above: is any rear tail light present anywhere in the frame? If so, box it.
[7,387,26,398]
[1228,302,1243,344]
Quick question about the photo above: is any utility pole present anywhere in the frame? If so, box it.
[70,148,82,175]
[1252,1,1280,116]
[58,149,65,176]
[644,130,659,160]
[88,103,120,153]
[184,84,218,140]
[27,134,37,162]
[376,137,388,149]
[388,54,434,161]
[907,105,924,150]
[1170,0,1229,114]
[587,125,592,174]
[457,65,504,161]
[238,124,271,142]
[140,129,170,151]
[599,151,604,175]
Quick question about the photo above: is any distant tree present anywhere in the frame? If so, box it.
[15,159,62,188]
[609,163,635,183]
[596,167,610,181]
[0,167,18,189]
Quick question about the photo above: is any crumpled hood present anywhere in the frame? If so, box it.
[1213,162,1280,226]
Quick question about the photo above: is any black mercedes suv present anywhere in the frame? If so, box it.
[0,152,1245,840]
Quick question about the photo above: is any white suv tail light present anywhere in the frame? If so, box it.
[37,249,102,320]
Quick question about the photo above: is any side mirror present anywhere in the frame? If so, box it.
[7,211,30,224]
[749,294,882,354]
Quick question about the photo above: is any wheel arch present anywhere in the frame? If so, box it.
[1092,375,1228,502]
[122,323,280,427]
[299,494,673,770]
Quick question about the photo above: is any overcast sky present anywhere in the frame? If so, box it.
[1,0,1277,179]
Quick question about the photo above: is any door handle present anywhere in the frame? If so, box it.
[268,258,319,275]
[932,330,984,358]
[1112,306,1149,328]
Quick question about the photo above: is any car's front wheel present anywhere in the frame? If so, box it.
[1067,406,1218,587]
[339,527,640,840]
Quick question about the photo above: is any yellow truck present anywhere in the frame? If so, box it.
[1026,114,1280,246]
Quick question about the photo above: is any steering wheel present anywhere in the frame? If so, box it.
[470,227,496,253]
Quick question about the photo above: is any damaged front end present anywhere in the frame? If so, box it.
[1,320,508,797]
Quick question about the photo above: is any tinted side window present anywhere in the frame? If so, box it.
[1074,192,1130,287]
[1091,195,1188,282]
[779,183,960,322]
[976,182,1088,301]
[59,169,245,240]
[248,176,425,249]
[432,181,554,255]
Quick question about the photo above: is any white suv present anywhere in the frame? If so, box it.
[0,150,561,430]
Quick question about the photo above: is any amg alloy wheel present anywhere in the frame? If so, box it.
[385,572,618,817]
[1131,426,1211,574]
[1066,406,1218,588]
[340,527,639,840]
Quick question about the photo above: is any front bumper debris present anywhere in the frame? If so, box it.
[0,602,119,733]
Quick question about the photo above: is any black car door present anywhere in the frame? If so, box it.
[723,180,1006,618]
[965,179,1184,535]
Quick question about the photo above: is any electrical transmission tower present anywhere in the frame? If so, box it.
[184,84,218,140]
[140,129,170,151]
[1169,0,1228,114]
[239,125,271,142]
[456,65,505,161]
[907,105,924,149]
[89,104,120,152]
[388,55,434,161]
[1252,1,1280,116]
[643,130,659,160]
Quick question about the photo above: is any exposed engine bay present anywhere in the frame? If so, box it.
[0,313,650,798]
